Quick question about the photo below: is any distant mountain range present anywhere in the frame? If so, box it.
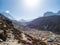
[27,11,60,34]
[44,10,60,16]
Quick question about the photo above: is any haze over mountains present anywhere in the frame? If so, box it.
[1,10,60,22]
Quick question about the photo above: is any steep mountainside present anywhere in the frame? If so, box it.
[27,15,60,34]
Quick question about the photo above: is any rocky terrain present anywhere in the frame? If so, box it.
[22,29,60,45]
[0,13,47,45]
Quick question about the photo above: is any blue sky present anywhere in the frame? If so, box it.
[0,0,60,21]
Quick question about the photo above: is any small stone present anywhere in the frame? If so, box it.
[0,30,4,33]
[0,23,2,25]
[47,37,55,42]
[0,39,3,42]
[56,38,60,43]
[3,24,7,27]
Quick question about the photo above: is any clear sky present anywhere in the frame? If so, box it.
[0,0,60,21]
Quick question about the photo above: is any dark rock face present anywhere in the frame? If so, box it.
[27,15,60,34]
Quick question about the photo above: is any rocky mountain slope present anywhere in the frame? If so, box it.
[27,15,60,34]
[0,13,47,45]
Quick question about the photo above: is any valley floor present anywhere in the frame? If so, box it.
[22,29,60,45]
